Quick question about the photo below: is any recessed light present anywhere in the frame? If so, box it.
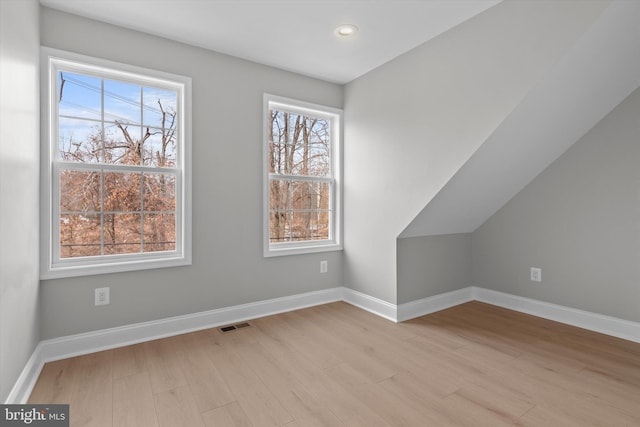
[335,24,358,37]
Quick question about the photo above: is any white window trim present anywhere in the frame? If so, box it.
[40,47,192,279]
[263,94,343,257]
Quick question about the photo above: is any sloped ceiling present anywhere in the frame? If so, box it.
[400,0,640,238]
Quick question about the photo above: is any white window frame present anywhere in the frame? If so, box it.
[40,48,192,279]
[263,94,343,257]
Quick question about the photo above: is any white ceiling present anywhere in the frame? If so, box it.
[40,0,501,84]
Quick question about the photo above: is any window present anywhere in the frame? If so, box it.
[41,48,191,279]
[264,94,342,257]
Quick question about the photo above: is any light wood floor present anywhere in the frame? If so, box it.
[29,301,640,426]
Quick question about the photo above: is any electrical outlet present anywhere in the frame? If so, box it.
[95,287,110,306]
[530,267,542,283]
[320,260,328,273]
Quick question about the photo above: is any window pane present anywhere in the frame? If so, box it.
[58,72,102,120]
[268,110,330,177]
[291,181,313,211]
[103,213,141,254]
[268,140,286,174]
[142,129,176,167]
[269,210,291,243]
[103,172,142,212]
[291,181,331,241]
[143,213,175,252]
[316,181,331,210]
[311,211,330,240]
[60,214,101,258]
[291,211,312,241]
[104,80,141,125]
[312,181,331,240]
[315,181,331,240]
[269,110,293,175]
[269,179,290,243]
[268,179,331,243]
[309,210,330,240]
[103,123,142,165]
[289,210,330,241]
[143,173,176,212]
[143,87,177,130]
[306,118,330,177]
[60,170,101,213]
[58,118,102,162]
[269,179,290,211]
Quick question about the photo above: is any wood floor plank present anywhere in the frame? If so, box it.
[113,372,158,427]
[519,404,585,427]
[577,366,640,417]
[308,304,417,376]
[441,392,520,426]
[231,340,344,426]
[511,343,588,375]
[376,374,460,425]
[519,398,640,427]
[323,301,418,341]
[202,402,253,427]
[141,336,188,394]
[288,307,398,383]
[277,310,356,369]
[28,301,640,427]
[453,375,535,419]
[243,319,386,426]
[28,357,77,404]
[208,335,294,426]
[154,386,205,427]
[305,376,391,427]
[68,350,113,427]
[324,362,435,426]
[111,343,147,380]
[173,331,235,413]
[251,312,342,370]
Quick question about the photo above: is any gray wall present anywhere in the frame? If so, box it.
[39,7,343,339]
[343,0,607,304]
[0,0,41,402]
[397,234,471,304]
[472,87,640,323]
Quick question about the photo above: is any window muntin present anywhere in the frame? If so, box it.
[42,49,191,278]
[264,95,342,256]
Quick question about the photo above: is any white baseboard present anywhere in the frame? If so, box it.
[341,287,398,322]
[397,287,474,322]
[4,342,46,406]
[5,287,342,404]
[472,287,640,344]
[8,285,640,404]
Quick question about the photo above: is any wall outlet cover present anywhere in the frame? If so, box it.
[530,267,542,283]
[320,260,328,273]
[95,287,110,306]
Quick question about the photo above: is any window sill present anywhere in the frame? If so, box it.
[264,242,343,258]
[41,255,191,280]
